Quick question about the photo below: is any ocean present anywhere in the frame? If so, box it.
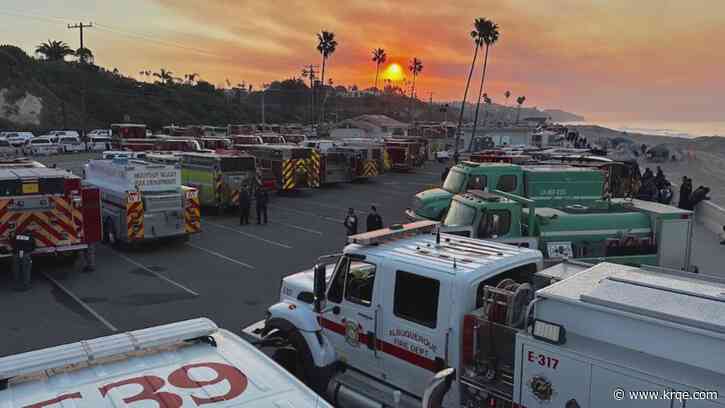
[561,120,725,139]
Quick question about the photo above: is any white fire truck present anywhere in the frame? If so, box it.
[245,221,725,408]
[84,159,200,245]
[0,318,333,407]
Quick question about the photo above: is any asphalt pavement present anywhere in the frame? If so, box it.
[0,155,446,356]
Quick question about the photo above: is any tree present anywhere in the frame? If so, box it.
[75,47,94,64]
[316,30,337,125]
[454,19,488,162]
[184,73,199,85]
[153,68,174,85]
[470,18,500,144]
[515,95,526,123]
[503,89,512,123]
[35,40,74,62]
[408,57,423,120]
[372,48,386,93]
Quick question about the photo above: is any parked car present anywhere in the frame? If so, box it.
[435,149,452,162]
[49,130,81,139]
[25,136,61,155]
[0,131,34,147]
[86,135,113,151]
[87,128,111,138]
[59,135,86,153]
[0,138,15,156]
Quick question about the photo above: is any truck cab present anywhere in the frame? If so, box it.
[246,221,543,407]
[409,162,604,221]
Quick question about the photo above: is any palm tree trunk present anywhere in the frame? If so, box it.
[318,56,327,128]
[374,63,380,93]
[470,44,490,150]
[454,43,479,162]
[516,104,522,124]
[409,74,416,122]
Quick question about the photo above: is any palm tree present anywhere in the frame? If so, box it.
[35,40,74,62]
[453,19,490,162]
[153,68,174,85]
[408,57,423,120]
[316,30,337,125]
[503,89,512,123]
[470,18,500,145]
[74,47,94,64]
[515,95,526,123]
[372,48,386,93]
[184,73,199,85]
[482,93,493,126]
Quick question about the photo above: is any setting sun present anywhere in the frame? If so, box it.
[382,63,405,82]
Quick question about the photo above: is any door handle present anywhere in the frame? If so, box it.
[358,312,373,320]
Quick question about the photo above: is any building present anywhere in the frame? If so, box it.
[331,115,410,139]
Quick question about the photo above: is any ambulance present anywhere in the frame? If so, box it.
[84,159,200,245]
[0,318,333,408]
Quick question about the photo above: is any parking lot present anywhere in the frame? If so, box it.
[0,153,445,356]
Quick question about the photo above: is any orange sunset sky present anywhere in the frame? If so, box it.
[1,0,723,121]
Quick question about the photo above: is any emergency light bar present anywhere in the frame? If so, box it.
[348,220,438,245]
[0,318,217,382]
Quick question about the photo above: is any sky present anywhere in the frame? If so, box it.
[1,0,723,121]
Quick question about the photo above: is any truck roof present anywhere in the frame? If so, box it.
[180,152,254,159]
[614,198,692,216]
[346,222,542,285]
[0,319,330,408]
[0,167,78,182]
[534,262,725,379]
[522,165,600,173]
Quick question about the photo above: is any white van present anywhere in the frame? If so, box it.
[25,137,60,155]
[86,135,113,151]
[59,135,86,153]
[0,132,34,147]
[101,150,147,160]
[0,318,332,408]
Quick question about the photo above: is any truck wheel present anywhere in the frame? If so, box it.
[265,329,318,390]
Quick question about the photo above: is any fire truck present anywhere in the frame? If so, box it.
[244,222,725,407]
[0,159,101,260]
[339,138,386,177]
[0,318,332,407]
[110,123,154,151]
[302,140,355,184]
[178,152,257,211]
[246,145,317,191]
[385,139,423,170]
[84,159,200,245]
[428,261,725,407]
[440,189,695,270]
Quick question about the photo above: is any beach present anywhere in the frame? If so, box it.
[573,125,725,207]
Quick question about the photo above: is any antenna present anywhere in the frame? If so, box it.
[436,225,441,245]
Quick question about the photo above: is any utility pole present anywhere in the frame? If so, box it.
[429,92,434,122]
[301,64,319,129]
[68,22,93,140]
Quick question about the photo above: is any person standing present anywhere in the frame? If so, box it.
[12,230,35,291]
[344,208,358,236]
[678,176,692,210]
[255,187,269,225]
[238,188,251,225]
[720,226,725,245]
[366,206,384,231]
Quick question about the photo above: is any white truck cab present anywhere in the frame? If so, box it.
[246,220,543,407]
[0,318,332,408]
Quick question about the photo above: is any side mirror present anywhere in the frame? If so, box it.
[313,263,326,313]
[422,368,456,408]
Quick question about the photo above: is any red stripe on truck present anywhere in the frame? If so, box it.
[318,317,440,372]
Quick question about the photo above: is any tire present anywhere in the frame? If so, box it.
[264,328,319,390]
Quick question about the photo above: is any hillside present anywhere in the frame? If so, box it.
[0,45,431,132]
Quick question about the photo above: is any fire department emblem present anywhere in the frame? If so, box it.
[344,320,361,347]
[529,375,554,401]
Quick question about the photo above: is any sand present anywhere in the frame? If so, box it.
[573,125,725,207]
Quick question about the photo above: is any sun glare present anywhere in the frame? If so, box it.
[383,63,405,82]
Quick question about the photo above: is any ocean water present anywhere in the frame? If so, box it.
[561,120,725,139]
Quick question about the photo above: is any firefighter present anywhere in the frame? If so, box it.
[366,205,383,231]
[12,230,35,291]
[255,187,269,225]
[238,188,251,225]
[344,208,358,236]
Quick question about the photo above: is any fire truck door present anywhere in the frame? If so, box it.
[519,343,590,407]
[320,255,383,378]
[379,270,450,397]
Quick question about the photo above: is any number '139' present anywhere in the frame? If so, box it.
[24,362,247,408]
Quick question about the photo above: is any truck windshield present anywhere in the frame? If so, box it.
[443,200,476,227]
[221,157,255,172]
[442,169,466,193]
